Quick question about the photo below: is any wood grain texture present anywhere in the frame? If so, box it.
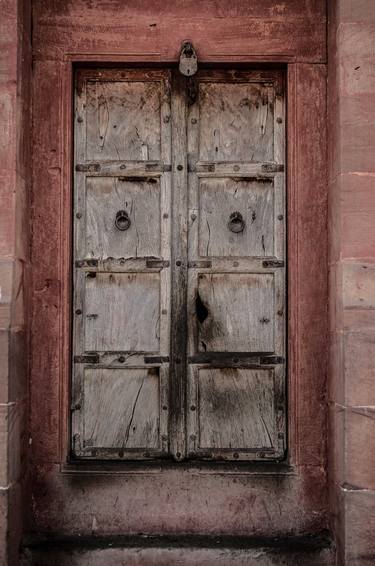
[199,178,274,258]
[185,69,285,461]
[32,0,326,63]
[34,0,327,20]
[288,64,328,468]
[197,368,276,450]
[75,69,285,462]
[197,273,275,353]
[84,272,160,352]
[168,72,188,461]
[199,83,274,162]
[86,80,162,161]
[30,60,64,463]
[72,69,171,459]
[85,176,161,259]
[82,368,160,450]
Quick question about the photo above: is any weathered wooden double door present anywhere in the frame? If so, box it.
[72,68,286,462]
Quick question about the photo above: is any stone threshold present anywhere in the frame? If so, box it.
[22,531,332,552]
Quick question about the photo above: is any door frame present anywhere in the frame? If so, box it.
[29,1,328,537]
[40,59,327,471]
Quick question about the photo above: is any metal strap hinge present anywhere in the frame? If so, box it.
[74,354,99,364]
[188,260,212,268]
[144,356,169,364]
[260,356,285,365]
[75,163,100,173]
[146,260,170,269]
[263,259,284,268]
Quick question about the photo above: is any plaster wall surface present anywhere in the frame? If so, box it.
[27,3,329,556]
[328,0,375,564]
[4,0,375,564]
[0,0,31,564]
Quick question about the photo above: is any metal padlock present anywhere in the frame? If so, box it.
[179,42,198,77]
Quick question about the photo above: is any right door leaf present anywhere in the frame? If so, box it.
[187,70,286,461]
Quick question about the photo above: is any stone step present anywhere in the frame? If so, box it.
[21,534,335,565]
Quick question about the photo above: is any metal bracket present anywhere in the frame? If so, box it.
[188,260,212,269]
[263,259,285,268]
[75,163,100,173]
[144,356,170,364]
[260,355,285,365]
[146,259,170,269]
[74,354,99,364]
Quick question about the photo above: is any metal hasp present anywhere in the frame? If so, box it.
[179,41,198,76]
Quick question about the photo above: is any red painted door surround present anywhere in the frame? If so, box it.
[30,1,327,538]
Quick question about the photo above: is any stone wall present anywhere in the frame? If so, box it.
[1,0,375,563]
[0,0,31,563]
[328,1,375,564]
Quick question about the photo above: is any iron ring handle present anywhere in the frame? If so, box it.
[228,211,245,233]
[115,210,131,231]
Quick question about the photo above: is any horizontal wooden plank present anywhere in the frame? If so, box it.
[33,15,326,63]
[188,354,284,366]
[75,163,169,175]
[75,258,169,271]
[76,68,170,82]
[34,0,326,21]
[74,258,286,273]
[191,163,284,175]
[73,352,170,367]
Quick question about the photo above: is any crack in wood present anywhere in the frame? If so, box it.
[123,377,145,446]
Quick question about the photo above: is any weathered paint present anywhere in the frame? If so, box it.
[328,1,375,563]
[0,0,31,564]
[29,0,328,543]
[5,0,375,564]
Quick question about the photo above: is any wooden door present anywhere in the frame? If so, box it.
[71,68,286,462]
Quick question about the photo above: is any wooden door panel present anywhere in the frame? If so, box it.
[196,273,275,353]
[86,80,162,161]
[84,272,160,352]
[198,82,274,162]
[75,368,161,457]
[198,177,274,258]
[85,176,161,259]
[187,366,284,460]
[197,368,276,450]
